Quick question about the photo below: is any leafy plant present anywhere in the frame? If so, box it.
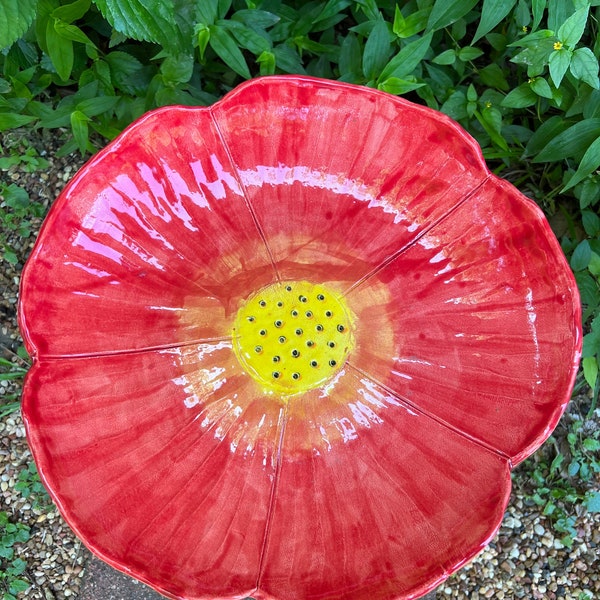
[0,353,28,417]
[523,413,600,546]
[0,181,45,264]
[0,511,31,600]
[15,462,52,511]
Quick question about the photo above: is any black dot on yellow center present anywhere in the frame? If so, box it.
[232,281,354,396]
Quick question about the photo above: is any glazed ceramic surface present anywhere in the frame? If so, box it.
[19,76,582,600]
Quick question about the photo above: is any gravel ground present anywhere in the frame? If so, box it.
[1,129,599,600]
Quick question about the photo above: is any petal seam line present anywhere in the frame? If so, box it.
[254,401,288,596]
[347,361,513,468]
[37,336,234,361]
[343,173,492,296]
[209,109,282,283]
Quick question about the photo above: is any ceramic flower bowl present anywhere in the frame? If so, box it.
[19,76,581,600]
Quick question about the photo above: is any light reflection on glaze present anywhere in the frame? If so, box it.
[147,160,200,232]
[524,287,542,383]
[189,155,243,200]
[64,261,114,278]
[72,231,124,265]
[240,165,408,225]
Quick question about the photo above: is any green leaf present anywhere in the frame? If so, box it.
[570,47,600,89]
[8,558,27,576]
[231,9,279,30]
[105,51,144,94]
[195,0,218,25]
[362,20,391,80]
[548,0,573,31]
[562,136,600,191]
[93,0,182,51]
[353,0,379,21]
[534,118,600,162]
[502,83,538,108]
[582,209,600,236]
[313,0,352,27]
[2,247,18,264]
[339,32,361,78]
[479,63,509,90]
[9,578,29,594]
[524,115,569,156]
[583,317,600,357]
[0,0,37,50]
[557,6,589,49]
[472,0,518,43]
[218,19,270,55]
[549,48,573,88]
[583,356,599,391]
[392,5,406,36]
[585,491,600,513]
[196,24,210,61]
[458,46,484,61]
[216,0,232,20]
[511,44,555,77]
[579,178,600,208]
[577,271,600,308]
[46,18,74,80]
[257,50,275,76]
[2,183,29,208]
[52,0,91,23]
[209,24,251,78]
[160,53,194,84]
[0,112,37,130]
[432,49,456,65]
[571,239,592,271]
[587,251,600,278]
[54,19,95,45]
[427,0,478,32]
[377,77,425,95]
[532,0,546,31]
[70,109,90,155]
[378,31,433,82]
[467,83,477,102]
[514,0,530,28]
[583,438,600,451]
[272,44,305,75]
[530,77,553,98]
[393,7,429,38]
[475,107,509,151]
[508,29,555,48]
[441,90,468,120]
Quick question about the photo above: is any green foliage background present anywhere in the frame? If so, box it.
[1,0,600,533]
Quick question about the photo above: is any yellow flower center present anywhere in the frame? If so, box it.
[554,41,563,50]
[233,281,354,396]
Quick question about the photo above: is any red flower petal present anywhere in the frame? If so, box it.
[347,176,581,463]
[258,368,510,599]
[19,108,276,357]
[211,76,488,285]
[23,343,284,599]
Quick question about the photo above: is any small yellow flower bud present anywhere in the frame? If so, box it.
[522,26,528,33]
[554,41,563,50]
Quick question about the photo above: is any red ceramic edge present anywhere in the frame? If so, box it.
[17,75,583,599]
[493,174,583,466]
